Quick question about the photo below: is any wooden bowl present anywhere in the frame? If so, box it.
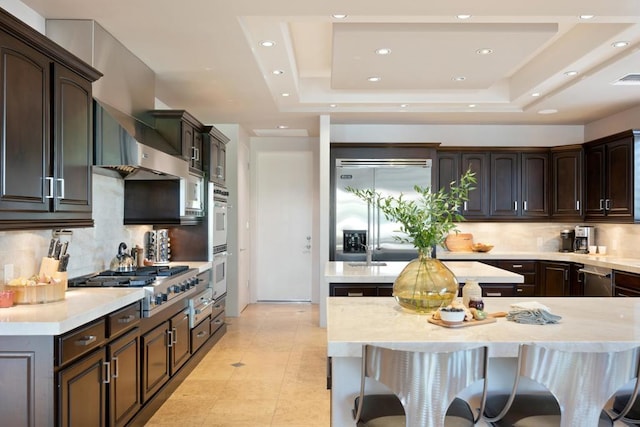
[472,243,494,253]
[444,233,474,252]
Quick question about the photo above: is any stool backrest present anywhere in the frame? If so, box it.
[357,345,488,427]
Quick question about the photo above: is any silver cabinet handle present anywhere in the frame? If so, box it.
[167,329,173,348]
[576,200,580,211]
[56,178,65,199]
[512,264,523,268]
[196,331,207,338]
[118,314,136,324]
[523,201,528,211]
[75,335,97,346]
[486,292,502,297]
[45,177,54,199]
[112,356,119,379]
[514,201,518,211]
[605,199,611,211]
[103,361,111,384]
[347,292,364,297]
[463,201,468,211]
[599,199,604,210]
[172,327,178,345]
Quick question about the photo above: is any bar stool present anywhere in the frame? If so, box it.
[353,344,489,427]
[483,344,640,427]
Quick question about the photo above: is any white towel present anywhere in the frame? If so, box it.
[510,301,552,312]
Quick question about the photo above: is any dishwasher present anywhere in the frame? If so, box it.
[579,266,613,296]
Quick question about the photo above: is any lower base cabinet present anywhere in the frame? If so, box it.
[614,270,640,297]
[329,283,393,296]
[141,322,170,403]
[109,330,141,427]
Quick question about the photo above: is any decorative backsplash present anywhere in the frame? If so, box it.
[0,173,151,282]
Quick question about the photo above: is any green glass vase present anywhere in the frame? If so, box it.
[393,251,459,313]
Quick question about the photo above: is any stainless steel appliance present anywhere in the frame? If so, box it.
[574,225,595,253]
[580,266,612,296]
[187,288,214,328]
[559,229,575,252]
[332,158,432,261]
[146,229,171,264]
[211,246,228,301]
[68,265,200,317]
[211,184,229,250]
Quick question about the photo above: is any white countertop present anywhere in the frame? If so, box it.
[0,260,212,336]
[437,250,640,274]
[325,260,524,283]
[327,296,640,358]
[0,288,145,336]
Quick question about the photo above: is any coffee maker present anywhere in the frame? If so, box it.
[574,225,595,254]
[559,229,575,252]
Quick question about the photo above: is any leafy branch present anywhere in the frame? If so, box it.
[346,169,476,255]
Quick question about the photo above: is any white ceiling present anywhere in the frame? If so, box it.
[18,0,640,137]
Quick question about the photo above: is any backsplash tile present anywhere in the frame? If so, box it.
[0,173,150,282]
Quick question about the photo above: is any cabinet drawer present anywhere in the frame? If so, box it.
[191,316,210,354]
[377,286,394,297]
[515,284,536,297]
[211,298,225,319]
[210,311,225,336]
[496,260,536,272]
[107,302,140,338]
[331,285,377,297]
[482,285,515,297]
[614,271,640,290]
[57,318,106,366]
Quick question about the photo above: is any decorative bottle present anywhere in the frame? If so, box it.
[462,279,482,308]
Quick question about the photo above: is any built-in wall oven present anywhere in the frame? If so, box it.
[212,246,228,301]
[212,184,228,249]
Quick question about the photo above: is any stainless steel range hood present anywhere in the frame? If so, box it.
[94,100,189,180]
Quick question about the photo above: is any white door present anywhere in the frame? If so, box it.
[255,150,313,301]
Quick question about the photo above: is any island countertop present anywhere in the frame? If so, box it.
[325,260,524,283]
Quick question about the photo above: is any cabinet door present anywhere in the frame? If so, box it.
[521,152,549,217]
[436,152,459,193]
[58,348,107,427]
[181,121,194,162]
[461,152,489,218]
[192,131,204,172]
[552,149,583,219]
[209,137,220,183]
[0,32,50,214]
[141,322,169,403]
[218,142,226,184]
[540,262,570,296]
[490,153,519,217]
[605,138,633,218]
[109,330,140,427]
[584,144,606,219]
[53,64,93,215]
[169,311,191,375]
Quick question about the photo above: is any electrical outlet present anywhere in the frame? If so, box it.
[4,264,14,282]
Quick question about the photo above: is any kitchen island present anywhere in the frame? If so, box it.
[321,260,524,327]
[327,296,640,426]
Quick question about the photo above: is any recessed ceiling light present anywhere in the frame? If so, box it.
[367,76,381,82]
[453,76,466,81]
[260,40,276,47]
[272,70,284,75]
[612,41,629,48]
[277,125,288,129]
[531,92,541,97]
[281,92,290,97]
[564,70,579,77]
[375,48,392,55]
[400,104,409,108]
[538,109,558,115]
[332,14,348,19]
[329,104,337,108]
[476,48,493,55]
[457,14,472,20]
[580,14,595,20]
[468,104,476,108]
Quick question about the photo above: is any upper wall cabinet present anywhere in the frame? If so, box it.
[436,150,490,219]
[584,129,640,222]
[204,125,229,186]
[150,110,205,175]
[0,8,101,230]
[551,146,583,220]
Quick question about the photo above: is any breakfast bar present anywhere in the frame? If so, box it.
[327,296,640,426]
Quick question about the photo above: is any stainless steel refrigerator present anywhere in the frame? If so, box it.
[332,158,432,261]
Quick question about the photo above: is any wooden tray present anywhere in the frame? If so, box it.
[428,316,497,328]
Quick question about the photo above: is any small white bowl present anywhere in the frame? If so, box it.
[439,309,466,323]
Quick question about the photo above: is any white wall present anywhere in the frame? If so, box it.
[0,0,44,33]
[585,104,640,141]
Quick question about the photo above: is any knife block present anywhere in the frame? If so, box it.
[38,257,60,277]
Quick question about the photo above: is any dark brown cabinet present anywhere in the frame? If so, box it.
[436,151,489,219]
[551,146,583,219]
[484,260,537,296]
[329,283,393,296]
[614,270,640,297]
[0,10,100,230]
[490,152,549,218]
[169,311,190,375]
[205,125,229,185]
[150,110,205,174]
[584,130,639,222]
[540,261,570,296]
[108,330,141,427]
[141,322,170,403]
[58,348,108,427]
